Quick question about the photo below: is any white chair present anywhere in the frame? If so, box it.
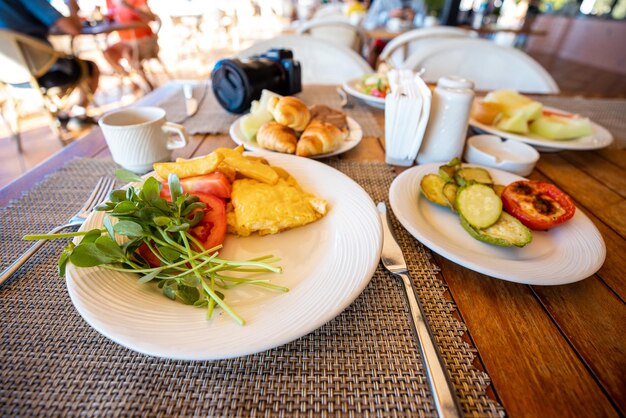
[233,35,373,84]
[296,18,367,53]
[400,38,559,94]
[0,29,93,148]
[378,27,476,69]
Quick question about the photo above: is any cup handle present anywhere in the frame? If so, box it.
[162,122,188,150]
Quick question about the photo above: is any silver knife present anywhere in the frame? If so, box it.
[377,202,464,418]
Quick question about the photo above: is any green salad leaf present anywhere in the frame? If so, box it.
[24,171,285,325]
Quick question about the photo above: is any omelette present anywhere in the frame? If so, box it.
[227,167,328,237]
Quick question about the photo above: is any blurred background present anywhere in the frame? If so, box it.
[0,0,624,187]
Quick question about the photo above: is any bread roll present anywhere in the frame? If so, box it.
[256,122,298,154]
[296,120,346,157]
[270,97,311,132]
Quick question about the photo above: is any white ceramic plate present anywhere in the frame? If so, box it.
[470,106,613,151]
[342,78,386,109]
[230,117,363,159]
[389,163,605,285]
[66,154,382,360]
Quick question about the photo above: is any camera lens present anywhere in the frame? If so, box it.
[212,58,286,114]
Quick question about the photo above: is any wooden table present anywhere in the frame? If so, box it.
[1,84,624,418]
[49,21,145,54]
[49,20,145,37]
[366,27,410,41]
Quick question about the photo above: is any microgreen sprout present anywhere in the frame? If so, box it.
[24,169,284,324]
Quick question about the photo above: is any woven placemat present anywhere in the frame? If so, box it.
[157,83,383,138]
[0,158,504,417]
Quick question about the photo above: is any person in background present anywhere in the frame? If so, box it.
[362,0,426,67]
[362,0,426,30]
[345,0,368,15]
[103,0,160,91]
[0,0,100,125]
[515,0,540,48]
[344,0,368,24]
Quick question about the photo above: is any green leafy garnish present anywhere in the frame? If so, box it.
[24,173,284,325]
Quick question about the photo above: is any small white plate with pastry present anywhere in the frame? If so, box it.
[229,94,363,159]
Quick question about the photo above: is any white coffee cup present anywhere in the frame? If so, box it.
[99,107,188,173]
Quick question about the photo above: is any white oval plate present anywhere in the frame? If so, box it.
[342,78,386,109]
[389,163,605,285]
[469,106,613,151]
[230,117,363,159]
[66,154,382,360]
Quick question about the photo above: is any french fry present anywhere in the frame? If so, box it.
[154,152,223,180]
[244,155,269,165]
[175,156,237,182]
[216,162,237,182]
[214,147,279,185]
[271,166,290,180]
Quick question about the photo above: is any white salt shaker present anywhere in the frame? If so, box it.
[416,76,475,165]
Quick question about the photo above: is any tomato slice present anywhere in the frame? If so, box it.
[188,192,227,251]
[136,242,161,268]
[542,109,574,118]
[161,172,231,200]
[501,180,576,231]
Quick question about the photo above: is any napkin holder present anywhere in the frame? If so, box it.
[384,71,432,166]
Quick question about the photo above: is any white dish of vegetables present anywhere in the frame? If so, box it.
[388,162,605,285]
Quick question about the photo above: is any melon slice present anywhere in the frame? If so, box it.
[242,90,283,141]
[496,111,530,134]
[529,115,593,140]
[485,90,543,122]
[256,89,283,114]
[240,112,274,141]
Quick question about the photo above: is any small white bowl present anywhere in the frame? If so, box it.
[464,135,540,177]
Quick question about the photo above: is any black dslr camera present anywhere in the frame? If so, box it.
[211,48,302,114]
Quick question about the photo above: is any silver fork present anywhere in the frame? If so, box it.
[0,177,115,286]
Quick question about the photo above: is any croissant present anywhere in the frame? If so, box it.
[296,120,346,157]
[270,97,311,132]
[256,121,298,154]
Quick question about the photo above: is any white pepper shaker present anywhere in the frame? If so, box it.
[416,76,475,165]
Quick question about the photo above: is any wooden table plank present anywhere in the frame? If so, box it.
[172,133,209,160]
[532,279,626,414]
[438,257,620,418]
[560,151,626,198]
[596,201,626,240]
[594,148,626,170]
[190,134,238,157]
